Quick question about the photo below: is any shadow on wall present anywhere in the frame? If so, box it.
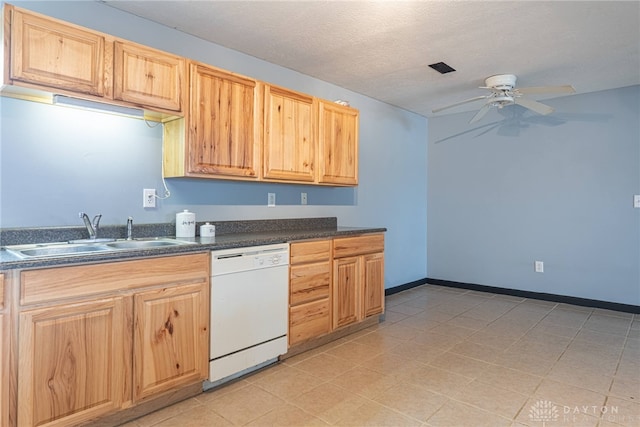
[164,178,357,206]
[434,105,612,143]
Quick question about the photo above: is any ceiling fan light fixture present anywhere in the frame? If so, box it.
[484,74,516,90]
[428,62,456,74]
[490,94,515,108]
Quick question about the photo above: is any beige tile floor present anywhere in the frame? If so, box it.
[123,285,639,427]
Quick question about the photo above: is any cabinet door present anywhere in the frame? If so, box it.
[18,297,126,426]
[187,63,260,178]
[114,41,185,112]
[9,6,107,96]
[264,85,316,182]
[318,100,359,185]
[133,282,209,402]
[0,273,5,427]
[362,252,385,318]
[333,256,361,329]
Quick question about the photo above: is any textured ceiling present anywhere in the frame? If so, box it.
[103,0,640,118]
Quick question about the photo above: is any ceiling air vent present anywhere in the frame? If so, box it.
[428,62,456,74]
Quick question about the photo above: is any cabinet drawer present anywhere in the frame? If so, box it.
[290,261,330,305]
[289,298,330,345]
[20,253,210,305]
[333,234,384,258]
[290,240,331,264]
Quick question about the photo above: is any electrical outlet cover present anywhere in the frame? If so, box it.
[143,189,156,208]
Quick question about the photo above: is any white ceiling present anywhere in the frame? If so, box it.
[102,0,640,118]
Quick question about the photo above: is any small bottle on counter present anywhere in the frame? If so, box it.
[200,222,216,237]
[176,210,196,237]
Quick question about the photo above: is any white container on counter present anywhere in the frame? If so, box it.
[200,222,216,237]
[176,210,196,237]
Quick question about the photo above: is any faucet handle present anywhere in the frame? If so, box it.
[92,214,102,230]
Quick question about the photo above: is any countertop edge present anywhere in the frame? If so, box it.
[0,227,387,270]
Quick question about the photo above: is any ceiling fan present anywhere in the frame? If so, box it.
[433,74,575,123]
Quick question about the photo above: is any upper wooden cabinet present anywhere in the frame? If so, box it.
[4,4,185,116]
[318,100,359,185]
[5,4,360,186]
[263,85,316,183]
[165,62,261,179]
[114,41,186,112]
[7,5,109,97]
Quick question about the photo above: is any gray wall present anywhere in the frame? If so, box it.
[428,86,640,305]
[0,1,428,290]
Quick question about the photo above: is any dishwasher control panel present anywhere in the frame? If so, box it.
[254,252,285,267]
[211,243,289,276]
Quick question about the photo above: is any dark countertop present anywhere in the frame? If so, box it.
[0,223,386,270]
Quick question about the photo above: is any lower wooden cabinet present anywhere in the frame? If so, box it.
[362,252,385,318]
[332,234,384,330]
[288,240,332,346]
[0,272,7,427]
[333,256,360,328]
[288,234,385,347]
[289,298,331,345]
[133,282,209,401]
[11,253,210,426]
[18,297,127,426]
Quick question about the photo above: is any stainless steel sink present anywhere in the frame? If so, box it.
[3,238,194,259]
[106,239,192,249]
[4,242,112,258]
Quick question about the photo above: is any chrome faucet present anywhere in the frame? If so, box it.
[126,217,134,240]
[79,212,102,239]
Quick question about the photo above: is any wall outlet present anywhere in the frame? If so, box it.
[267,193,276,207]
[534,261,544,273]
[634,195,640,208]
[143,188,156,208]
[301,192,308,205]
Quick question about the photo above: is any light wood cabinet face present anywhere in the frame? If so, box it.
[332,256,361,329]
[362,253,385,317]
[114,41,185,112]
[290,262,331,306]
[288,240,332,346]
[289,298,330,345]
[9,6,107,96]
[133,282,209,402]
[0,273,5,427]
[18,297,126,426]
[187,63,260,178]
[318,101,359,185]
[332,234,384,329]
[264,85,315,182]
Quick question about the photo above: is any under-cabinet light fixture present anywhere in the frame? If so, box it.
[52,95,145,118]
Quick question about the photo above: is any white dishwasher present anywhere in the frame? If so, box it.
[205,243,289,389]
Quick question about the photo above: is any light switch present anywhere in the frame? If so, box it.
[634,195,640,208]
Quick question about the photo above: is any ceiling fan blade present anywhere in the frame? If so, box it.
[432,95,488,113]
[514,97,555,115]
[516,85,575,95]
[469,103,492,124]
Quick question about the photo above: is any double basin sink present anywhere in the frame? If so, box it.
[4,238,195,259]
